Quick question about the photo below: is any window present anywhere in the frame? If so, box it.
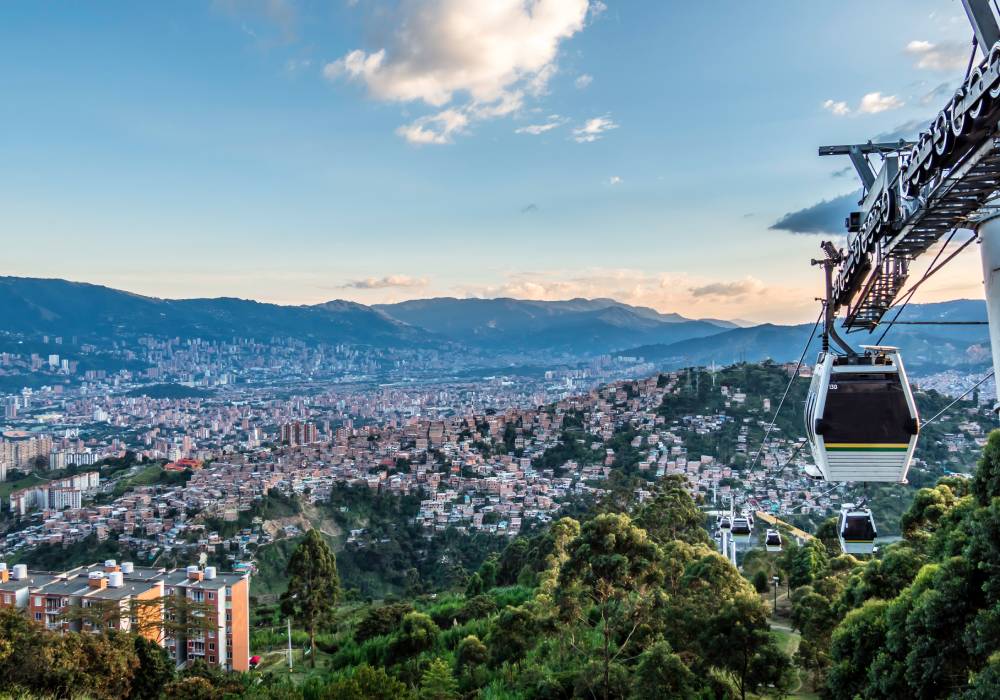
[209,643,215,651]
[34,596,42,607]
[820,374,911,444]
[208,592,215,600]
[35,612,42,621]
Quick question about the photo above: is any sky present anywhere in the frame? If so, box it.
[0,0,989,323]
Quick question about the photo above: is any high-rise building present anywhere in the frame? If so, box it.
[279,421,319,446]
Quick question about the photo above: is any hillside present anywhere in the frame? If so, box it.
[0,277,429,347]
[374,297,730,354]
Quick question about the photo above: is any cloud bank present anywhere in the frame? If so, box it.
[325,0,595,143]
[770,191,861,235]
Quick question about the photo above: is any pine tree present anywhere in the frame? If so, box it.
[419,658,459,700]
[280,528,340,667]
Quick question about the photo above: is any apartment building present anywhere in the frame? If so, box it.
[0,560,250,671]
[161,565,250,671]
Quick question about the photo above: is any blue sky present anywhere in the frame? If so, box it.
[0,0,986,322]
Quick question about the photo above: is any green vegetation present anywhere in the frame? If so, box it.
[774,432,1000,698]
[281,529,342,667]
[0,472,46,502]
[124,383,214,399]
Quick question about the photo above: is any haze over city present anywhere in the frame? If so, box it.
[0,0,986,323]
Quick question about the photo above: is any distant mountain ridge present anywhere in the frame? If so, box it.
[622,299,990,372]
[0,277,988,366]
[373,297,733,353]
[0,277,428,347]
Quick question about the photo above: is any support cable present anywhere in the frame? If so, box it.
[922,370,995,427]
[747,310,823,474]
[875,232,978,345]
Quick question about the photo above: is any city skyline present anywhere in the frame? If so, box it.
[0,0,987,323]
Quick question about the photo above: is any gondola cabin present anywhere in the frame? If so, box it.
[765,529,782,552]
[719,516,732,531]
[838,506,877,555]
[731,517,752,544]
[804,346,919,483]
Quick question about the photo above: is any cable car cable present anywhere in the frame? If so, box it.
[874,229,958,345]
[747,310,823,474]
[921,370,995,427]
[875,233,977,345]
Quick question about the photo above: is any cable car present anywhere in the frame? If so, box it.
[718,515,732,531]
[838,505,877,555]
[765,529,782,552]
[731,517,752,544]
[804,346,919,483]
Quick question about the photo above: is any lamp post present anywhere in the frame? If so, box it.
[772,576,780,612]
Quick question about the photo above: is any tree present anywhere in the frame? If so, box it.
[700,593,792,700]
[487,605,536,667]
[631,641,698,699]
[465,572,483,597]
[355,603,414,643]
[420,658,460,700]
[280,529,340,667]
[786,539,828,589]
[456,635,488,671]
[130,635,175,700]
[814,516,841,554]
[752,570,769,593]
[973,431,1000,506]
[558,513,664,700]
[388,612,439,663]
[323,664,412,700]
[478,555,498,590]
[826,599,889,699]
[634,475,712,547]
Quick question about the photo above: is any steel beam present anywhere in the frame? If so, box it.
[961,0,1000,54]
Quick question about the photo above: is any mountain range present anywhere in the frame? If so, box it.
[0,277,989,371]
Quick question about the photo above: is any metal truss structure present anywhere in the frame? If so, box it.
[823,0,1000,332]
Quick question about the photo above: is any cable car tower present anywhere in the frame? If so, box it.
[803,0,1000,552]
[818,0,1000,399]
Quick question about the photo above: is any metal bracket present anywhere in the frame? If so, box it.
[819,142,912,191]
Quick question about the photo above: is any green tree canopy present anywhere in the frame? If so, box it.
[280,528,341,667]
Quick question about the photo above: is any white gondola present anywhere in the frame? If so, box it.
[764,529,782,552]
[731,517,752,544]
[838,505,877,555]
[804,346,919,483]
[718,515,732,531]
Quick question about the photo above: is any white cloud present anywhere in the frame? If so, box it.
[905,39,970,72]
[823,93,903,117]
[858,91,904,114]
[608,175,622,185]
[575,73,593,89]
[324,0,593,143]
[395,109,470,145]
[822,99,850,116]
[454,269,810,323]
[515,114,566,135]
[341,275,428,289]
[573,115,618,142]
[689,277,766,299]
